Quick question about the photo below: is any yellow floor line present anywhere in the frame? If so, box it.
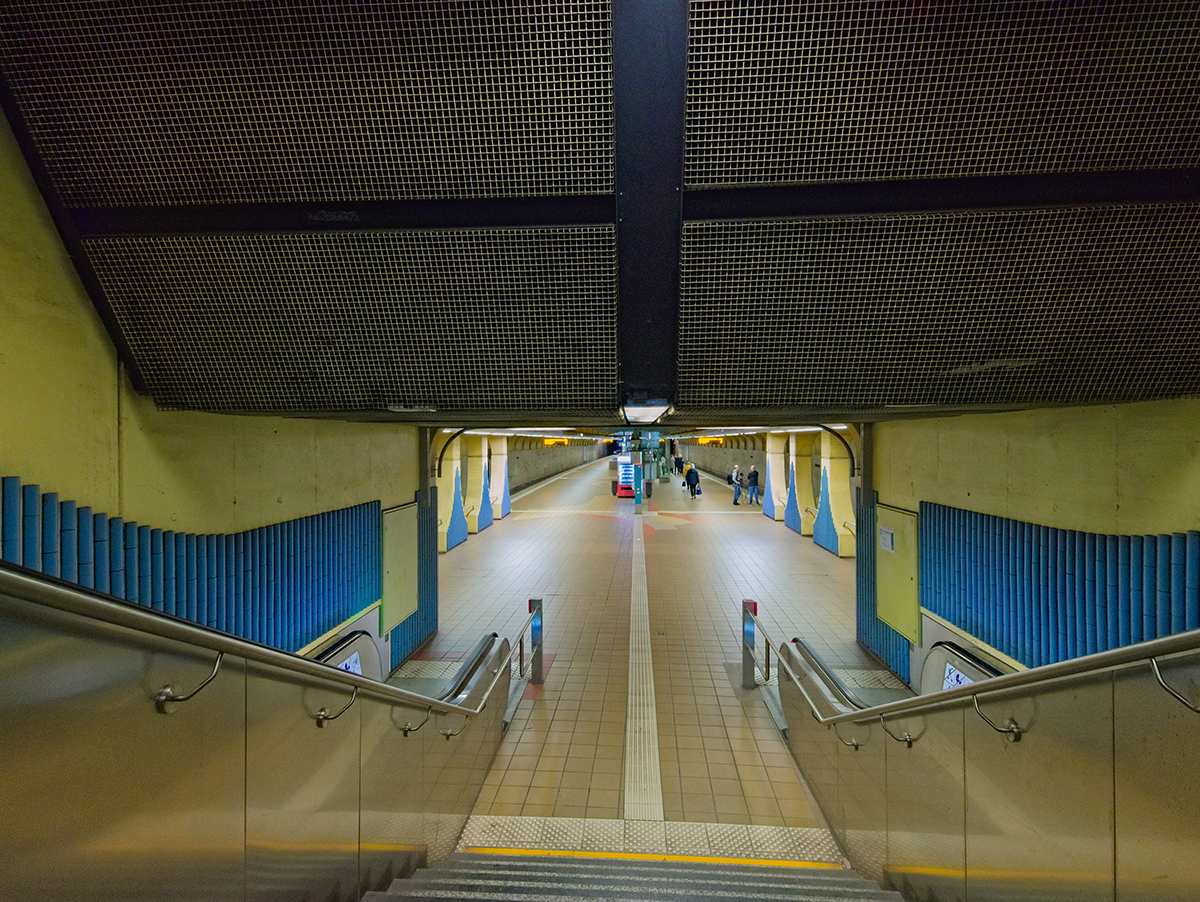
[461,847,841,869]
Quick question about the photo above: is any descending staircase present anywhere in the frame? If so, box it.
[362,851,904,901]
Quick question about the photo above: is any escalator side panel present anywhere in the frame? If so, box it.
[883,705,967,902]
[0,595,247,902]
[1115,659,1200,902]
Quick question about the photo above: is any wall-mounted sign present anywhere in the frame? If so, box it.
[879,525,895,553]
[942,662,974,691]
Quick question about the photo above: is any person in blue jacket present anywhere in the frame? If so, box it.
[685,464,700,499]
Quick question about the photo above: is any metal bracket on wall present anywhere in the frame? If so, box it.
[155,652,223,714]
[973,694,1024,741]
[315,685,358,728]
[1151,657,1200,714]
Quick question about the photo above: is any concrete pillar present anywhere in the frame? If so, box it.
[463,434,493,534]
[814,431,856,558]
[763,432,788,521]
[490,435,511,518]
[784,433,819,536]
[433,432,469,553]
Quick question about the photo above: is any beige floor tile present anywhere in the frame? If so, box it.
[493,785,528,806]
[438,460,859,836]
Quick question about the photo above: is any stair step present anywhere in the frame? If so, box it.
[362,851,902,902]
[409,859,868,893]
[427,852,864,882]
[365,888,897,902]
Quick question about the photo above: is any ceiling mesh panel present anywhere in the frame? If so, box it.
[677,205,1200,412]
[83,228,618,414]
[687,0,1200,188]
[0,1,613,205]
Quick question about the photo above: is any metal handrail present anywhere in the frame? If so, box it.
[0,565,504,720]
[842,520,856,535]
[782,626,1200,730]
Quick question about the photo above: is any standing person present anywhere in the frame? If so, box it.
[685,463,700,499]
[731,464,743,505]
[747,464,760,505]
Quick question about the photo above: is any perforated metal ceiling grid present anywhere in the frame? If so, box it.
[677,205,1200,413]
[83,228,618,415]
[686,1,1200,188]
[0,1,614,205]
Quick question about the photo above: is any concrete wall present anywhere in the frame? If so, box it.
[0,112,419,536]
[677,437,765,481]
[873,400,1200,536]
[506,439,604,491]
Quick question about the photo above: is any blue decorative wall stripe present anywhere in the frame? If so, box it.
[23,484,40,569]
[41,493,59,577]
[920,501,1200,667]
[855,496,911,679]
[1,477,19,563]
[0,470,382,655]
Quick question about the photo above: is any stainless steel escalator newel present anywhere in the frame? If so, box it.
[1150,657,1200,714]
[315,685,358,728]
[154,651,223,714]
[972,694,1024,741]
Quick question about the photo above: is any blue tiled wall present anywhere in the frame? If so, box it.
[1,474,381,654]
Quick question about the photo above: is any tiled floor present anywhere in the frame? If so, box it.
[409,457,885,857]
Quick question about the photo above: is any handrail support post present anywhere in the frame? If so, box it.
[742,600,758,690]
[530,597,544,685]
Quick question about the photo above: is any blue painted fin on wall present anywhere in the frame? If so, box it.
[762,457,776,519]
[478,464,494,531]
[446,468,469,551]
[784,463,803,534]
[920,501,1200,668]
[813,468,839,554]
[500,459,512,518]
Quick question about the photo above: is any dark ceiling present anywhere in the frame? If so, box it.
[2,1,1199,431]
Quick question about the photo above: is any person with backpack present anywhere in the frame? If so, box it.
[747,464,760,505]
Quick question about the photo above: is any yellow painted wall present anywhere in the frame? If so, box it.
[0,111,121,512]
[874,400,1200,536]
[0,112,418,535]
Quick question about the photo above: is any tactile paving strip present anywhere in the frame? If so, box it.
[457,815,843,863]
[624,513,665,820]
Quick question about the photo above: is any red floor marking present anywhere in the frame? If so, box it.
[521,653,554,699]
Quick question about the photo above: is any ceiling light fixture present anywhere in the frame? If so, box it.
[622,400,672,425]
